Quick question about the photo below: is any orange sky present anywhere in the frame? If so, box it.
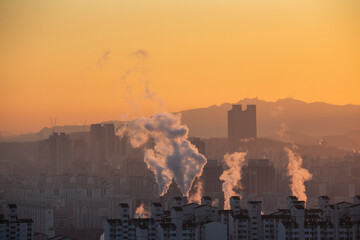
[1,0,359,134]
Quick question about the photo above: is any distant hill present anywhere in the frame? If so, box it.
[1,98,360,150]
[180,98,360,150]
[0,125,90,142]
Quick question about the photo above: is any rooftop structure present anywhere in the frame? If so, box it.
[104,195,360,240]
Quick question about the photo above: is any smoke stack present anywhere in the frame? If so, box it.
[285,147,312,204]
[188,178,204,204]
[134,202,150,218]
[117,112,207,196]
[219,152,247,209]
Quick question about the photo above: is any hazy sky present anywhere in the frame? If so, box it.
[1,0,359,134]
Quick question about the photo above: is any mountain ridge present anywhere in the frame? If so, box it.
[1,98,360,151]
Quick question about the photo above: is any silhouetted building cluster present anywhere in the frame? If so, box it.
[1,104,360,239]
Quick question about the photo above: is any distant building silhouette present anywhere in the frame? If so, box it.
[189,137,205,156]
[202,160,222,199]
[73,139,87,162]
[49,132,71,175]
[242,158,276,196]
[90,123,116,163]
[103,124,116,158]
[228,104,256,152]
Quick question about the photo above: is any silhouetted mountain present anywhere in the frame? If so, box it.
[180,98,360,150]
[0,125,90,142]
[2,98,360,151]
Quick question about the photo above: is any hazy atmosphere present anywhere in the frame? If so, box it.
[1,0,360,134]
[0,1,359,240]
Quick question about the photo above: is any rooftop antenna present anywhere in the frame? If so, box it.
[50,117,53,132]
[50,117,57,133]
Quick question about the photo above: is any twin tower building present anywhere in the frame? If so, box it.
[228,104,257,152]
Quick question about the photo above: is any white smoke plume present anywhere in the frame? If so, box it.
[219,152,247,209]
[277,121,312,203]
[285,147,312,203]
[212,198,219,207]
[134,203,150,218]
[116,49,166,119]
[96,49,111,68]
[117,112,207,196]
[188,178,204,204]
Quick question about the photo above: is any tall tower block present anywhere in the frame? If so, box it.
[228,104,257,152]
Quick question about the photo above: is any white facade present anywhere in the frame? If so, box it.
[16,205,55,238]
[203,222,226,240]
[0,204,34,240]
[104,195,360,240]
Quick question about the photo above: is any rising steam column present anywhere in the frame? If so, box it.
[227,104,257,153]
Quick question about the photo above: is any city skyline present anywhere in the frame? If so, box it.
[1,1,359,239]
[1,102,360,240]
[1,97,360,136]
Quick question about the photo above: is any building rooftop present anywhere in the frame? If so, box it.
[293,205,305,210]
[230,196,240,200]
[8,204,17,209]
[349,203,360,208]
[334,201,352,206]
[202,196,211,200]
[195,204,217,210]
[183,203,199,208]
[288,196,298,200]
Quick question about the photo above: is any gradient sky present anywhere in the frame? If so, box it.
[1,0,359,134]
